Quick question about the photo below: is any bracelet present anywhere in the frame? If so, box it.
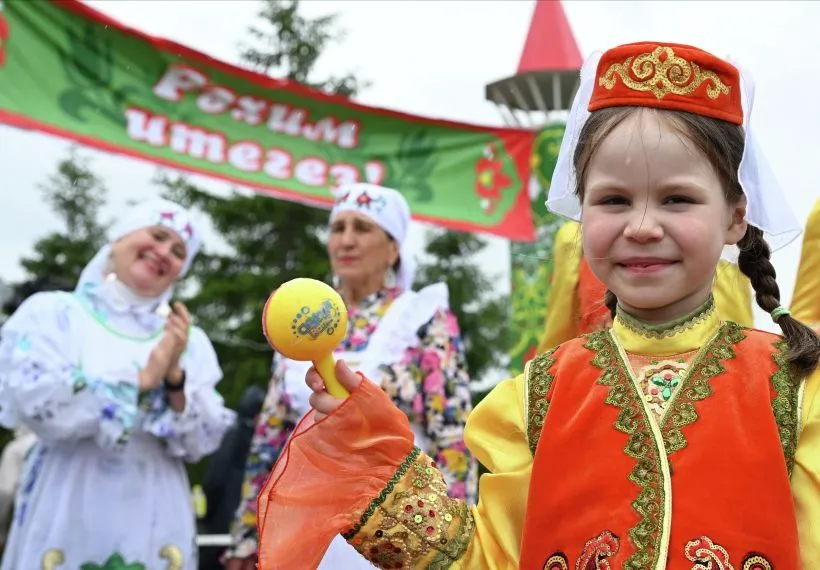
[163,370,186,392]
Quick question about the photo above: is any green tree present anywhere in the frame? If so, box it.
[17,146,109,288]
[240,0,368,97]
[158,0,367,409]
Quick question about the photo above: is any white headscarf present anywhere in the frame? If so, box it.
[547,47,802,260]
[330,183,416,291]
[75,199,202,334]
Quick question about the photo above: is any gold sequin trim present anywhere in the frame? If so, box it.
[526,347,559,456]
[586,330,664,570]
[770,340,801,475]
[599,46,731,101]
[684,536,733,569]
[343,447,421,540]
[661,323,744,454]
[346,451,474,569]
[588,324,742,567]
[576,530,620,570]
[741,553,773,570]
[684,538,774,570]
[615,294,715,340]
[543,553,569,570]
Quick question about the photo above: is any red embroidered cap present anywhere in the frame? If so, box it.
[588,42,743,125]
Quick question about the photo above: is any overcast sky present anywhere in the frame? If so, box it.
[1,0,818,337]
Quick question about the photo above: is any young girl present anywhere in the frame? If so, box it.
[256,42,820,569]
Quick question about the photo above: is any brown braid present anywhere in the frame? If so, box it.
[737,227,820,375]
[604,290,618,319]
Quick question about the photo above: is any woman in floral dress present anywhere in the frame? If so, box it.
[225,183,477,569]
[0,199,235,570]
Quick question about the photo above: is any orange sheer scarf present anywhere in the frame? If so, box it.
[256,378,414,570]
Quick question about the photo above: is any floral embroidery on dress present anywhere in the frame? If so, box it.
[576,530,619,570]
[40,546,184,570]
[684,537,774,570]
[229,286,477,558]
[16,443,45,527]
[97,380,139,442]
[0,281,230,570]
[685,536,733,569]
[79,552,146,570]
[634,358,690,418]
[346,449,474,569]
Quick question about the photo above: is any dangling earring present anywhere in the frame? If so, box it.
[155,303,172,319]
[332,274,341,289]
[104,256,117,283]
[384,266,397,289]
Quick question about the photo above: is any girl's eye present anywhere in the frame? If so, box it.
[598,195,630,206]
[665,195,695,205]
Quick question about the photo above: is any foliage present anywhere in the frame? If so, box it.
[17,146,110,289]
[240,0,369,97]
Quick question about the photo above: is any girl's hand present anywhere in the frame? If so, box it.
[306,360,362,420]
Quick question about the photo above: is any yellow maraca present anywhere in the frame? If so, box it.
[262,278,350,398]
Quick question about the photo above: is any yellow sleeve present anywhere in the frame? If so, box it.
[793,367,820,566]
[538,222,583,353]
[713,259,754,326]
[791,200,820,328]
[461,376,530,568]
[345,376,530,569]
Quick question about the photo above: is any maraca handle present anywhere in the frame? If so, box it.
[314,354,350,399]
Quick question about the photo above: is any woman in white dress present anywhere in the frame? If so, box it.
[225,183,478,570]
[0,199,235,570]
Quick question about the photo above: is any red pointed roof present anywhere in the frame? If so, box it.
[517,0,582,74]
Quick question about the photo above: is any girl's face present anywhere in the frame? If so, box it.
[581,110,747,323]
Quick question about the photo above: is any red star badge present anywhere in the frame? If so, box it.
[355,192,373,208]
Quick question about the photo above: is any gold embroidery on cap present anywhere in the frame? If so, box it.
[599,46,730,101]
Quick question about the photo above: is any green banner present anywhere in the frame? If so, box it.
[507,123,567,375]
[0,0,537,240]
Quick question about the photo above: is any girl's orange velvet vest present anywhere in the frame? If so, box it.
[519,325,801,570]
